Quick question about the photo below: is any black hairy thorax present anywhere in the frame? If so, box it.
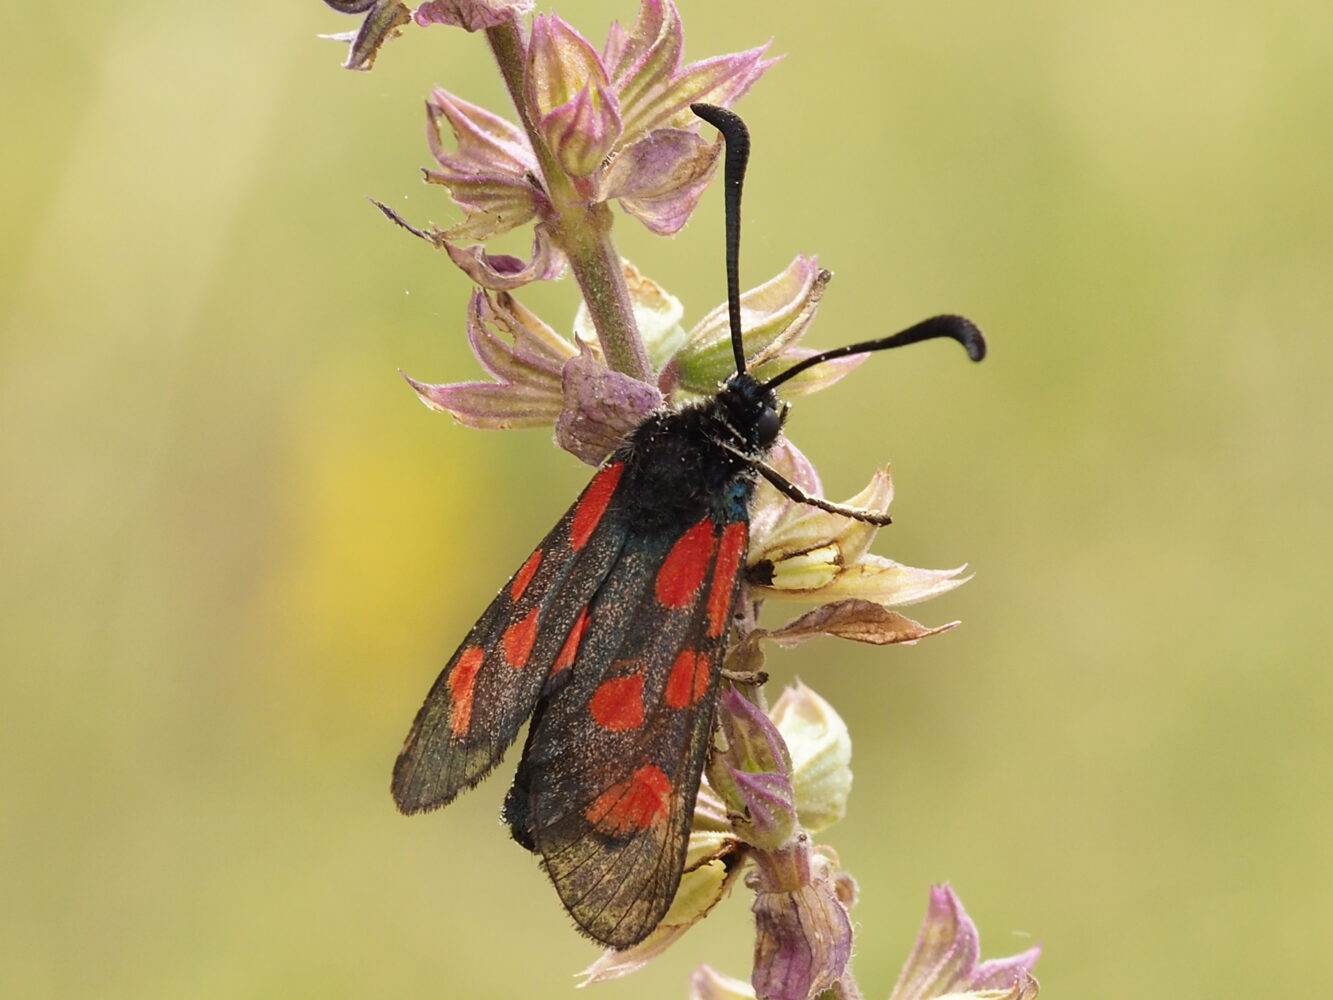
[613,373,784,528]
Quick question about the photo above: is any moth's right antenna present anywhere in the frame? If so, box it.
[761,315,987,392]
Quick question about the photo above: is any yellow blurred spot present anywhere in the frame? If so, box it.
[262,368,492,715]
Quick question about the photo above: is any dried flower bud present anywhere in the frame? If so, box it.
[767,601,959,648]
[556,341,662,465]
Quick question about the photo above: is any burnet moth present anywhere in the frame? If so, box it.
[392,103,986,949]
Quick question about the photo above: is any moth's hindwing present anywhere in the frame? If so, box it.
[504,511,750,948]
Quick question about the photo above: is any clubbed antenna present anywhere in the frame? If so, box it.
[761,314,986,392]
[691,103,751,376]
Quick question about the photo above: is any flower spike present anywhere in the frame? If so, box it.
[342,6,1018,990]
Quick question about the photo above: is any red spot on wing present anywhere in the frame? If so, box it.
[570,463,623,551]
[510,548,543,601]
[502,607,540,669]
[585,765,672,836]
[551,607,590,677]
[664,648,710,709]
[706,522,748,637]
[588,673,645,731]
[655,520,717,608]
[447,647,485,737]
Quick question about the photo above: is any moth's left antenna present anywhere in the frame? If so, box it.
[691,103,751,377]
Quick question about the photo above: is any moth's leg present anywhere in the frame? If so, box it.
[752,460,893,526]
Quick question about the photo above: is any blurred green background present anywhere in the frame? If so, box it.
[3,1,1330,997]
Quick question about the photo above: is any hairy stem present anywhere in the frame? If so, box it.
[485,19,651,382]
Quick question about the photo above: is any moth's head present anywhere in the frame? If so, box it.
[720,371,786,451]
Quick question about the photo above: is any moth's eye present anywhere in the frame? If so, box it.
[756,405,782,445]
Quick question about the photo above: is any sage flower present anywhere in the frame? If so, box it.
[414,0,532,31]
[887,885,1042,1000]
[323,1,1020,994]
[403,256,857,464]
[685,885,1041,1000]
[398,0,776,286]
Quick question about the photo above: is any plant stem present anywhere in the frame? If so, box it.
[553,203,649,379]
[484,19,651,382]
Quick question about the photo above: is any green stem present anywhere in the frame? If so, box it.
[484,19,651,382]
[555,205,649,379]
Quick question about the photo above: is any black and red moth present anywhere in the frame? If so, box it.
[392,104,986,949]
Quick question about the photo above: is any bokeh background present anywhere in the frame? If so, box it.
[3,1,1330,997]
